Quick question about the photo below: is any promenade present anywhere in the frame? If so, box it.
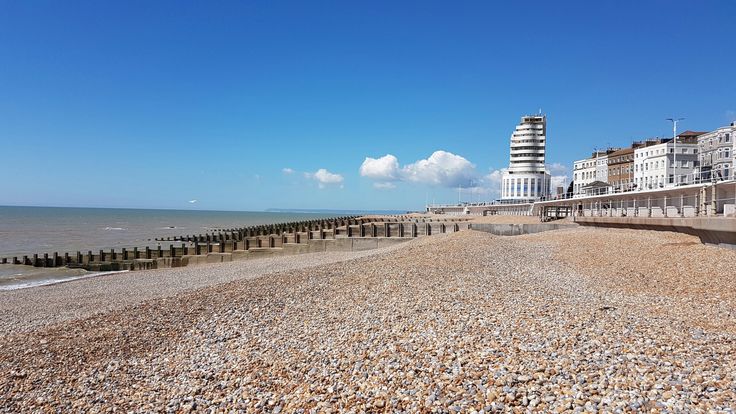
[1,225,735,412]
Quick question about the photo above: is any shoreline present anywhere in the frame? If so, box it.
[0,238,420,336]
[0,268,130,291]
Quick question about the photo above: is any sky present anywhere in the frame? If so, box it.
[1,1,735,212]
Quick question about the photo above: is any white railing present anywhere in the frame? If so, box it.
[554,169,736,200]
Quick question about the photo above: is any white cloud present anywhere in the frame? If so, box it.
[373,182,396,190]
[282,167,294,174]
[188,199,198,204]
[485,169,503,188]
[550,175,569,193]
[461,169,504,198]
[305,168,344,189]
[401,151,476,187]
[546,162,568,175]
[360,150,477,189]
[359,154,400,181]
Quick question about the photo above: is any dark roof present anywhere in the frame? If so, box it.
[608,147,634,156]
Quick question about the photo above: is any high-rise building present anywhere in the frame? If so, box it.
[500,115,551,201]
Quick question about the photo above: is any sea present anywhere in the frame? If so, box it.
[0,206,383,290]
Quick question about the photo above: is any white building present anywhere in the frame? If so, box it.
[572,150,607,195]
[633,138,699,190]
[596,153,612,183]
[500,114,551,201]
[698,123,735,182]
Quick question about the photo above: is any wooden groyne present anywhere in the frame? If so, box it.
[0,215,471,272]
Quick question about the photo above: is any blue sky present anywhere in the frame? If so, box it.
[1,1,734,211]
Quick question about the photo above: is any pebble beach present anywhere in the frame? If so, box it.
[1,226,735,412]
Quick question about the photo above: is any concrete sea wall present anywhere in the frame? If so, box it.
[575,216,736,249]
[469,223,577,236]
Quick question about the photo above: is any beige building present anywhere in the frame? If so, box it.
[607,147,635,191]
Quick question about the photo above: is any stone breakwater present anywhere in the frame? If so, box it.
[1,227,736,412]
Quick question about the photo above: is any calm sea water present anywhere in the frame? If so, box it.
[0,206,343,289]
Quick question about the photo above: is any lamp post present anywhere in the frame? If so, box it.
[666,118,685,186]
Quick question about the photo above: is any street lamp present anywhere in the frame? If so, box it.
[666,117,685,186]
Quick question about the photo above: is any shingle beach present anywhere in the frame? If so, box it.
[1,226,735,412]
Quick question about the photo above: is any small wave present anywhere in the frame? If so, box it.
[103,227,126,231]
[0,270,130,291]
